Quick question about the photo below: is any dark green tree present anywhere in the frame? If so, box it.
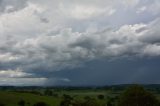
[60,94,73,106]
[33,102,48,106]
[82,98,99,106]
[118,85,160,106]
[97,94,105,100]
[106,96,116,106]
[18,100,25,106]
[0,103,5,106]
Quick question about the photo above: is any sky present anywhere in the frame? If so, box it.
[0,0,160,86]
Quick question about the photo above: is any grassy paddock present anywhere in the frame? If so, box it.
[0,85,159,106]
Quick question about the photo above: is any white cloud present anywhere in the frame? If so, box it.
[143,44,160,56]
[0,53,20,62]
[0,3,46,38]
[136,6,146,14]
[59,4,116,20]
[0,68,31,78]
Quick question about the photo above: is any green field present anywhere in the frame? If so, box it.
[0,91,60,106]
[0,85,160,106]
[0,90,111,106]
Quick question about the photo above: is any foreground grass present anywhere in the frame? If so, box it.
[0,91,60,106]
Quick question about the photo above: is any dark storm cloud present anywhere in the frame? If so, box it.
[50,57,160,86]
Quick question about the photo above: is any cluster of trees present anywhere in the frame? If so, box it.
[33,102,48,106]
[15,89,59,97]
[59,85,160,106]
[18,100,48,106]
[0,103,5,106]
[44,89,58,97]
[106,96,119,106]
[60,94,99,106]
[117,85,160,106]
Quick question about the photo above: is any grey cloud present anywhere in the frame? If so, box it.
[0,0,28,14]
[138,18,160,44]
[40,17,49,23]
[1,18,160,74]
[0,0,160,85]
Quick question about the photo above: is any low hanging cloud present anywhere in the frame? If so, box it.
[0,0,160,85]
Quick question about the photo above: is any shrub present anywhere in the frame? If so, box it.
[18,100,25,106]
[97,94,104,100]
[117,85,160,106]
[59,94,73,106]
[33,102,49,106]
[0,103,5,106]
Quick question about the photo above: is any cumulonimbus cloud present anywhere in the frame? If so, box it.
[0,0,160,85]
